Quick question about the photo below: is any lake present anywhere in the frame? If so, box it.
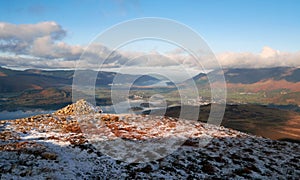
[0,110,55,120]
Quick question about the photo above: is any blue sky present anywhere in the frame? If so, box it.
[1,0,299,53]
[0,0,300,71]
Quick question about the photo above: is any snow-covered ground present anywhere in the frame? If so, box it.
[0,100,299,179]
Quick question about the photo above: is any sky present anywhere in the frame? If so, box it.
[0,0,300,72]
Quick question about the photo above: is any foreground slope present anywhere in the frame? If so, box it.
[0,100,299,179]
[151,104,300,141]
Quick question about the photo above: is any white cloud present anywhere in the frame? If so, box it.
[0,21,65,41]
[30,35,83,60]
[0,21,300,71]
[119,49,200,68]
[0,21,69,57]
[0,21,121,69]
[260,46,280,58]
[217,46,300,68]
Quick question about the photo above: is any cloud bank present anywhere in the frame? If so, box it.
[0,21,125,69]
[0,21,299,70]
[0,21,66,55]
[217,46,300,68]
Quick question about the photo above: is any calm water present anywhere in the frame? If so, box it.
[0,99,168,120]
[0,110,55,120]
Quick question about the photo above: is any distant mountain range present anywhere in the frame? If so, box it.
[183,67,300,105]
[0,67,160,93]
[1,66,300,111]
[2,66,300,94]
[184,67,300,92]
[188,67,300,85]
[222,67,300,84]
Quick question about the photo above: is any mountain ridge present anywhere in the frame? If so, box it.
[187,67,300,84]
[1,66,300,110]
[0,66,161,93]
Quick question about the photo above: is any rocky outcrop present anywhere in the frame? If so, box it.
[54,99,102,116]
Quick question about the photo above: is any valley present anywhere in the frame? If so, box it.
[1,66,300,142]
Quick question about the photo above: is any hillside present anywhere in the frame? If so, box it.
[0,67,161,110]
[1,66,300,113]
[189,67,300,88]
[223,67,300,84]
[146,104,300,141]
[187,67,300,105]
[4,66,300,94]
[0,67,161,93]
[0,67,72,93]
[0,100,299,179]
